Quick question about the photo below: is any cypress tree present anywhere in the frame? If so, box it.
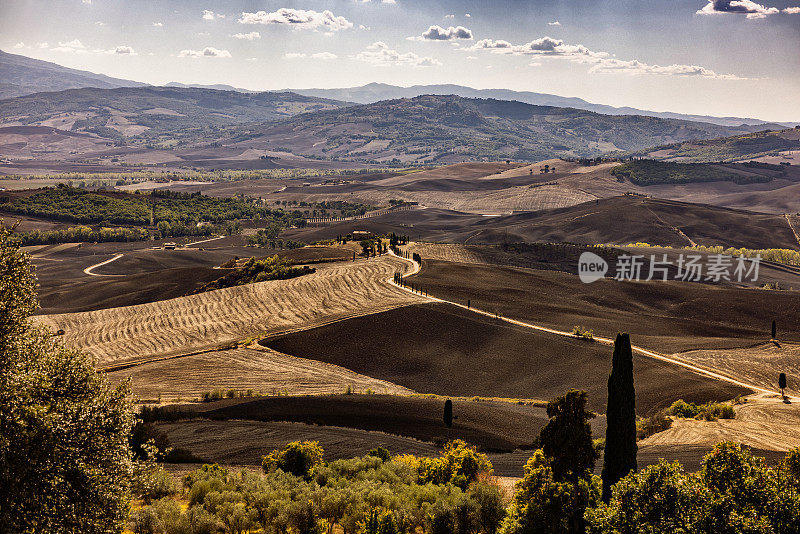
[602,332,637,501]
[772,320,777,340]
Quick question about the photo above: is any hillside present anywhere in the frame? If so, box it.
[287,82,796,128]
[625,128,800,163]
[230,95,778,164]
[0,86,349,145]
[0,49,146,99]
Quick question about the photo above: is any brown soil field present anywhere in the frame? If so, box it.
[156,419,788,477]
[407,242,800,291]
[262,302,749,415]
[30,239,353,314]
[110,345,412,402]
[285,195,799,250]
[36,254,425,367]
[148,394,566,452]
[409,260,800,354]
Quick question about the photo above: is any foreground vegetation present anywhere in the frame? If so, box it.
[3,223,800,533]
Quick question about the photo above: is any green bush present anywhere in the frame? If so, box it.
[262,440,325,480]
[668,399,735,421]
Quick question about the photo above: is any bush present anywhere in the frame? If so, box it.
[262,440,325,480]
[668,399,735,421]
[367,447,393,462]
[413,440,493,489]
[636,411,673,440]
[572,325,594,341]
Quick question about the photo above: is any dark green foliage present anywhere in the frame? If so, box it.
[0,223,134,533]
[5,185,292,227]
[623,130,800,163]
[602,333,637,502]
[500,450,601,534]
[367,447,392,462]
[780,372,788,392]
[444,399,454,428]
[192,255,313,293]
[588,443,800,533]
[539,390,599,484]
[610,159,775,185]
[668,399,735,420]
[262,440,325,480]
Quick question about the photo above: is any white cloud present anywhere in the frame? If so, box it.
[411,25,473,41]
[232,31,261,40]
[784,6,800,12]
[51,39,87,53]
[355,41,441,67]
[178,47,232,58]
[465,13,471,17]
[284,51,337,60]
[588,58,745,79]
[202,10,224,21]
[111,45,136,55]
[37,42,49,49]
[444,14,455,19]
[95,21,105,26]
[82,0,91,4]
[468,35,746,80]
[13,42,24,49]
[382,0,397,4]
[696,1,779,19]
[548,21,561,26]
[238,8,353,32]
[153,22,164,27]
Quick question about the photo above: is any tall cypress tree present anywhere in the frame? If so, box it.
[602,332,637,501]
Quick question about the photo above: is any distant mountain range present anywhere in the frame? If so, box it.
[0,49,146,99]
[0,86,347,144]
[282,83,798,128]
[226,94,782,163]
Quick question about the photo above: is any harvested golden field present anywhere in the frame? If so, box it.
[37,255,425,368]
[640,395,800,453]
[671,342,800,397]
[110,345,412,402]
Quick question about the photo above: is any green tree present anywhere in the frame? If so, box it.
[262,440,325,480]
[539,389,599,484]
[585,460,710,533]
[500,450,600,534]
[602,333,637,501]
[0,223,134,533]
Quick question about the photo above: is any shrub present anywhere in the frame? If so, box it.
[358,508,400,534]
[262,440,325,480]
[367,447,392,462]
[668,399,735,421]
[128,507,164,534]
[572,325,594,341]
[636,411,673,440]
[415,440,493,489]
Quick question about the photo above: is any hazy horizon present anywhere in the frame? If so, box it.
[2,0,800,122]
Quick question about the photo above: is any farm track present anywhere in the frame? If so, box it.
[388,250,791,401]
[37,255,426,369]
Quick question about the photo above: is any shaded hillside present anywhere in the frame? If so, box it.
[610,159,786,185]
[0,49,146,99]
[285,195,799,250]
[625,128,800,163]
[232,95,776,164]
[0,86,349,145]
[287,82,794,128]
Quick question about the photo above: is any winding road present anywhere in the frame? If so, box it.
[387,249,793,401]
[83,253,124,276]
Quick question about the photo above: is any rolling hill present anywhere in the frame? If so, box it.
[229,95,782,164]
[0,86,349,146]
[0,49,146,99]
[284,83,797,128]
[624,128,800,163]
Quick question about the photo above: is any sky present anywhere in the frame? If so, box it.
[2,0,799,122]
